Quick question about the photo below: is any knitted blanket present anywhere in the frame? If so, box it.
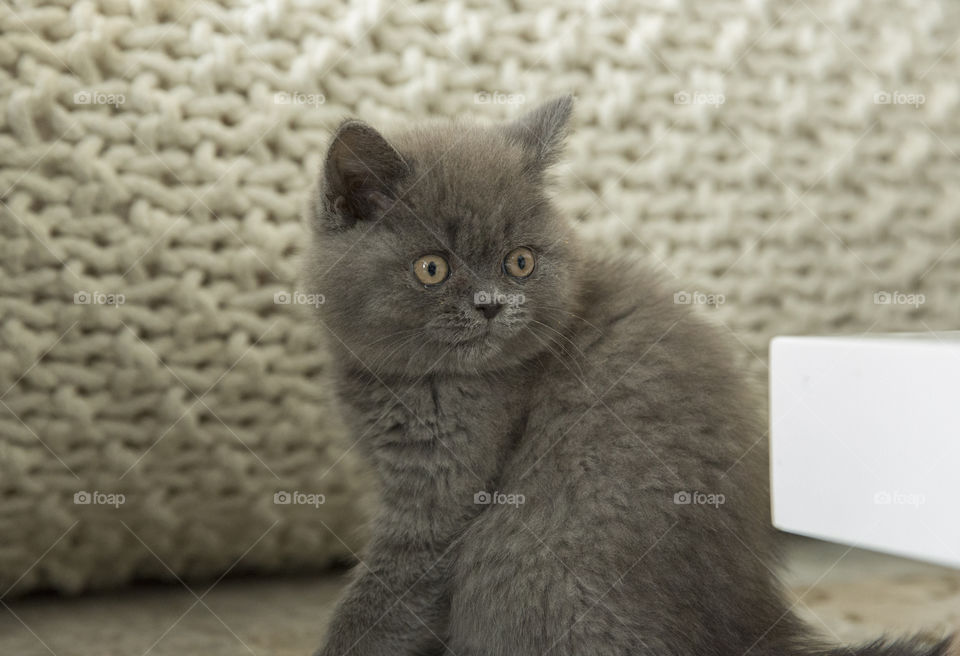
[2,0,959,596]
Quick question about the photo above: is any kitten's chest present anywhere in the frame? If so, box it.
[339,374,522,458]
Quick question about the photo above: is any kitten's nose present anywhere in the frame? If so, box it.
[475,301,503,320]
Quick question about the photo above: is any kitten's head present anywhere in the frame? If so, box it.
[304,96,580,376]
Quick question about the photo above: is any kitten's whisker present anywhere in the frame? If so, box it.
[359,331,426,392]
[536,334,570,367]
[401,334,434,374]
[528,304,604,335]
[376,332,425,371]
[362,327,424,348]
[529,319,589,362]
[525,324,588,383]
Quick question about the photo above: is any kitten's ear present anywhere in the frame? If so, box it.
[319,120,410,229]
[503,95,574,172]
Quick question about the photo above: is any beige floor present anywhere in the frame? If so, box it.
[1,537,957,656]
[781,538,959,645]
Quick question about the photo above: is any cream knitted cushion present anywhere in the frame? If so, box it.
[2,0,959,595]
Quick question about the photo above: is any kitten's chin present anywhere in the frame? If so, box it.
[439,329,547,375]
[447,333,497,362]
[446,343,508,374]
[431,326,492,351]
[385,324,535,376]
[415,332,507,375]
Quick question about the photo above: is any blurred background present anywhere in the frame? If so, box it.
[1,0,958,654]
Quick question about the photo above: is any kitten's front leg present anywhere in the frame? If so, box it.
[316,534,453,656]
[317,372,517,655]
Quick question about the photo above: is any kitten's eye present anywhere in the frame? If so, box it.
[413,254,450,285]
[504,247,536,278]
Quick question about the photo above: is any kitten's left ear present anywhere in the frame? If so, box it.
[319,119,410,229]
[503,95,574,172]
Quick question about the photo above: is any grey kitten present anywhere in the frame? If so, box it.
[303,97,952,656]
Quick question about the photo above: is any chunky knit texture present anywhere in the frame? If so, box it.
[2,0,959,596]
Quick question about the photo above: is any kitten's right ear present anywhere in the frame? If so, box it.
[503,95,574,173]
[318,120,410,229]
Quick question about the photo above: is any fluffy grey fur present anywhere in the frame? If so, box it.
[303,97,952,656]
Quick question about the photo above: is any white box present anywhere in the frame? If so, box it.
[770,333,960,569]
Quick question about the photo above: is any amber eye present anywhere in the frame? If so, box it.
[413,254,449,285]
[504,247,535,278]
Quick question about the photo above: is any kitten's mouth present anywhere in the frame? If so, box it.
[431,319,526,355]
[433,326,493,349]
[425,323,520,369]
